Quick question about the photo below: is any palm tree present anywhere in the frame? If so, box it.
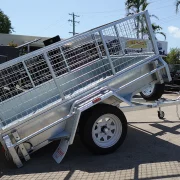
[125,0,149,15]
[152,23,166,40]
[125,0,150,38]
[176,0,180,13]
[140,23,166,40]
[125,0,166,40]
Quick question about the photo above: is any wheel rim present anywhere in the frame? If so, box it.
[92,114,122,148]
[142,84,155,96]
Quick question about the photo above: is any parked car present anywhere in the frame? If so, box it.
[173,70,180,85]
[165,69,180,91]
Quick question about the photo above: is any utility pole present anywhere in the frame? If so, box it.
[68,12,80,36]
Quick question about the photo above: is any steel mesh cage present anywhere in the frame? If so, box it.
[0,63,33,103]
[0,11,158,127]
[25,54,52,86]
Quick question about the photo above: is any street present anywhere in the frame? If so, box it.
[1,93,180,180]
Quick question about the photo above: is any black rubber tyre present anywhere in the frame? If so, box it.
[140,83,165,101]
[158,111,165,119]
[79,104,127,155]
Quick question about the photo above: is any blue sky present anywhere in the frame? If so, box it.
[1,0,180,51]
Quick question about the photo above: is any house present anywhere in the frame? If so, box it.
[0,33,62,63]
[0,33,50,52]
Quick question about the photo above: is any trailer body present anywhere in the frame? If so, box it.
[0,11,173,167]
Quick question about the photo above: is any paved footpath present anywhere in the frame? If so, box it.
[1,93,180,180]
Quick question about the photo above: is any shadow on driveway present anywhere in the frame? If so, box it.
[1,122,180,180]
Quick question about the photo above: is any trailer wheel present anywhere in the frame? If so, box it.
[158,111,165,119]
[140,83,165,101]
[79,104,127,155]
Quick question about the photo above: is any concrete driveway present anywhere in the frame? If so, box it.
[1,92,180,180]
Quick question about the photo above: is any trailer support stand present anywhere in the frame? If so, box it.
[12,131,30,161]
[3,135,23,168]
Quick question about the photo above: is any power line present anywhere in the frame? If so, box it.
[32,4,178,37]
[32,17,67,36]
[77,8,124,14]
[159,16,180,24]
[77,4,173,16]
[149,0,170,4]
[68,12,80,36]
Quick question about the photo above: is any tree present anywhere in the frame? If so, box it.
[125,0,149,15]
[152,23,166,40]
[125,0,149,38]
[125,0,166,40]
[140,22,166,40]
[0,9,14,34]
[166,48,180,64]
[176,0,180,13]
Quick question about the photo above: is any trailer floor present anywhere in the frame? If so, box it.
[1,93,180,180]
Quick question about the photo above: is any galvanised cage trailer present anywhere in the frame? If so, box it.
[0,10,178,168]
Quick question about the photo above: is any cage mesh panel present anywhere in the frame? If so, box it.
[60,60,112,96]
[0,63,33,102]
[112,55,151,73]
[47,48,68,76]
[62,35,101,70]
[93,32,106,56]
[25,54,52,86]
[115,15,152,54]
[108,15,155,73]
[102,26,122,56]
[56,32,112,96]
[3,92,60,126]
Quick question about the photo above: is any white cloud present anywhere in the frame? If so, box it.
[168,26,180,38]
